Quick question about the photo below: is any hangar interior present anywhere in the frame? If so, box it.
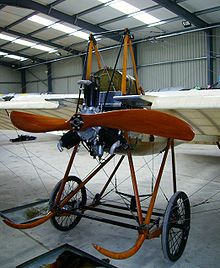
[0,0,220,93]
[0,1,220,268]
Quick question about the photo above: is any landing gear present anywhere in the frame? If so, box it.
[50,176,87,231]
[161,191,190,261]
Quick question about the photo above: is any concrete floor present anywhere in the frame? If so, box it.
[0,129,220,268]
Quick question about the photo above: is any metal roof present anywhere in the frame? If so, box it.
[0,0,219,69]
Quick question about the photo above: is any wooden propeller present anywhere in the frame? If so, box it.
[10,109,195,141]
[10,111,70,133]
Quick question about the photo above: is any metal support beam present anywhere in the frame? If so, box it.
[0,27,79,54]
[129,5,220,35]
[47,63,53,93]
[3,0,66,30]
[195,5,220,16]
[49,0,67,8]
[0,0,120,42]
[15,22,220,70]
[0,60,18,68]
[0,0,79,55]
[4,12,38,30]
[207,29,214,86]
[98,0,185,27]
[153,0,208,28]
[21,69,26,93]
[77,2,111,17]
[81,54,87,80]
[0,48,43,63]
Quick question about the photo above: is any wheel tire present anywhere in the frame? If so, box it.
[161,191,190,261]
[49,176,86,231]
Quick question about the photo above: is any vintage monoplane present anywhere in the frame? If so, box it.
[0,29,220,261]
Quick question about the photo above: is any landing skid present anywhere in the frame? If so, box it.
[2,138,191,261]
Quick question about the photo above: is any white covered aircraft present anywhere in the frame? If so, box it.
[115,89,220,147]
[0,89,219,149]
[0,93,81,130]
[1,30,220,261]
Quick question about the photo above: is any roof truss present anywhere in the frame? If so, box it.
[0,0,121,42]
[0,0,219,69]
[153,0,208,28]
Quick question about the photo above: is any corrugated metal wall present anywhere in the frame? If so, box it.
[25,57,83,93]
[26,65,48,93]
[138,31,208,90]
[2,27,220,94]
[0,66,21,94]
[52,57,82,93]
[91,47,133,74]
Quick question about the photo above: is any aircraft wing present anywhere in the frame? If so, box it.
[0,93,82,130]
[115,89,220,144]
[0,93,81,109]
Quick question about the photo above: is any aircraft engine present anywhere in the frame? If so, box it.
[58,75,127,157]
[58,127,126,158]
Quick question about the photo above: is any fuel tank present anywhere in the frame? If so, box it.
[117,132,169,156]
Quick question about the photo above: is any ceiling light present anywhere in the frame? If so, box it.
[5,54,28,61]
[48,49,58,54]
[0,33,57,53]
[28,15,55,26]
[131,11,160,25]
[182,20,192,28]
[98,0,160,25]
[70,31,89,40]
[31,44,55,52]
[97,0,111,3]
[28,15,78,35]
[50,23,77,34]
[148,21,166,27]
[27,14,90,41]
[0,51,8,56]
[108,0,139,14]
[12,39,36,47]
[0,33,16,42]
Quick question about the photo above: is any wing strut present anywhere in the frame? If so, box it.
[85,34,102,80]
[93,139,172,259]
[121,29,142,95]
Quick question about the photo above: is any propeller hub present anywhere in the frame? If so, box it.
[70,114,84,130]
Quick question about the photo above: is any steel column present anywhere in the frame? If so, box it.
[207,29,214,86]
[21,69,26,93]
[47,63,53,93]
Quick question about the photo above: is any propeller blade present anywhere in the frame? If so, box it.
[10,109,195,141]
[81,109,195,141]
[10,111,70,133]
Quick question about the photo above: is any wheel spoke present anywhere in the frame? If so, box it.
[162,191,190,261]
[169,229,183,254]
[50,176,87,231]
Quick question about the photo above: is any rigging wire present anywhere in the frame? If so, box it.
[189,173,220,199]
[12,129,50,197]
[1,29,220,225]
[2,145,62,181]
[2,125,220,219]
[0,130,81,180]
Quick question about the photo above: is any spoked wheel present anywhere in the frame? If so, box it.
[161,191,190,261]
[49,176,87,231]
